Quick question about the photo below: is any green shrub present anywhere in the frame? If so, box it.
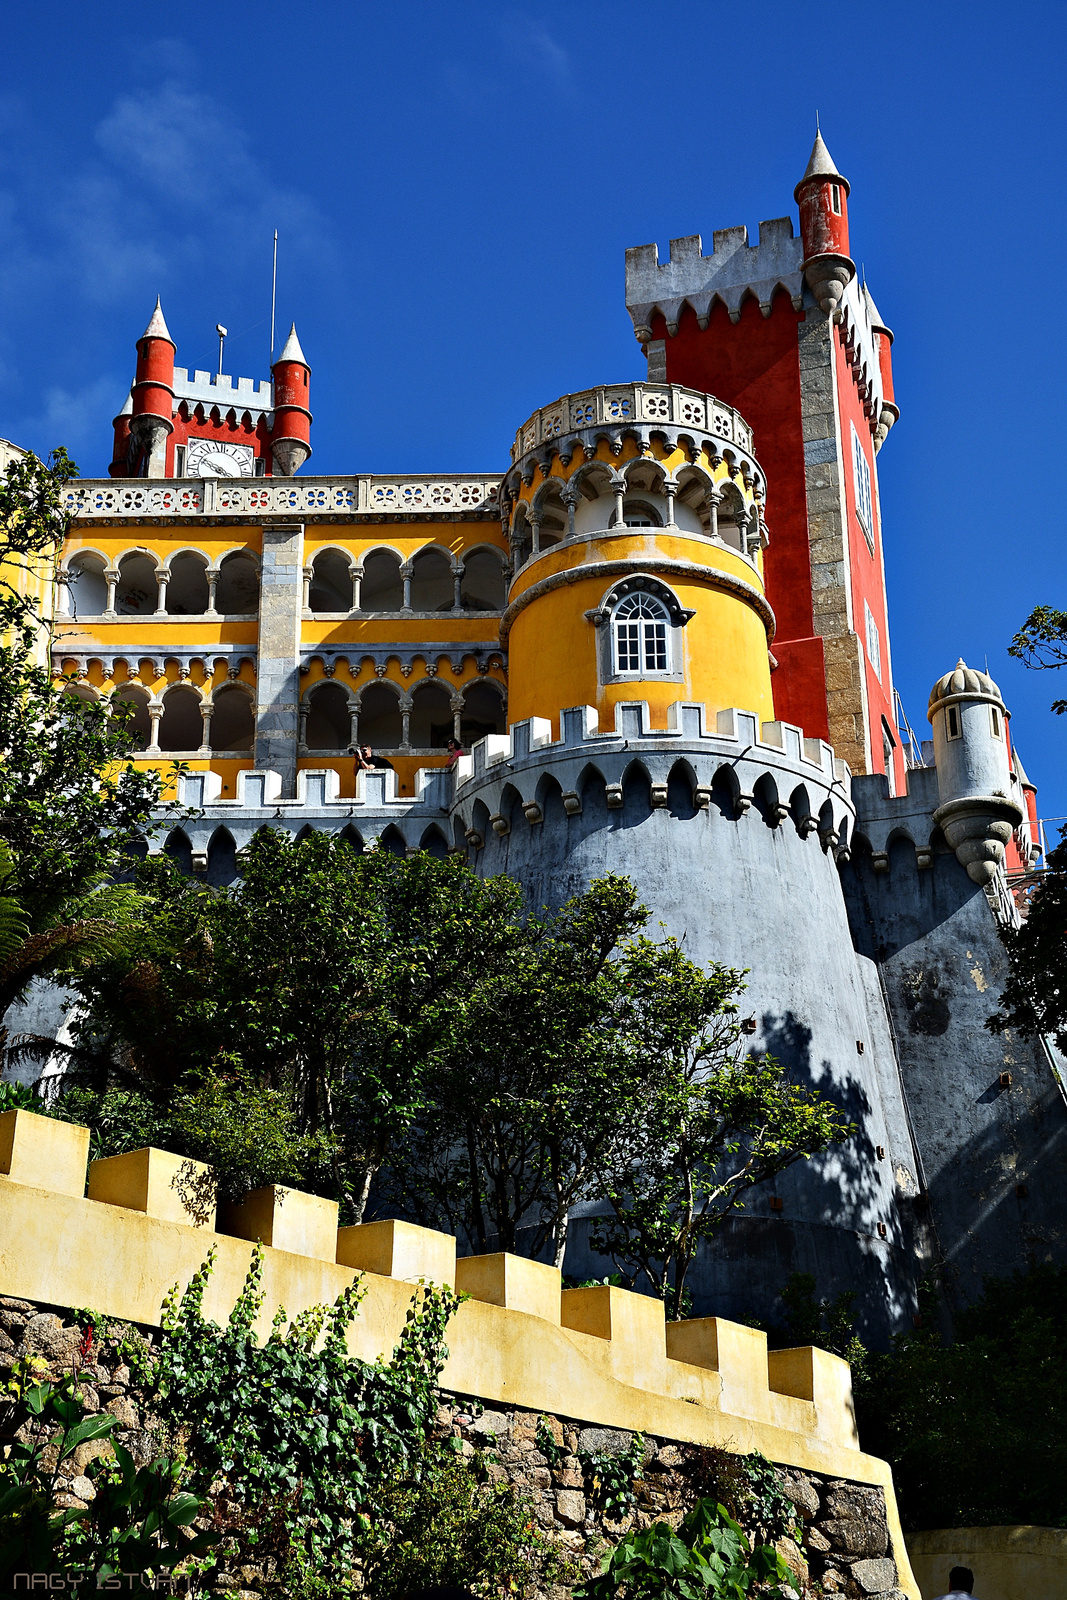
[576,1497,792,1600]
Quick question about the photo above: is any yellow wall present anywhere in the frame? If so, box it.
[906,1527,1067,1600]
[506,528,774,734]
[0,1108,919,1599]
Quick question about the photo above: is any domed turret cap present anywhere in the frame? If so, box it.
[927,658,1007,717]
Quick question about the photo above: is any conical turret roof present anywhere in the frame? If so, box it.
[862,281,893,340]
[140,296,174,345]
[795,131,850,199]
[275,323,308,368]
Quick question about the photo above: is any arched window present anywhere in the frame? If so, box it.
[64,553,108,615]
[116,552,158,614]
[158,686,203,751]
[612,591,670,675]
[361,551,403,612]
[210,686,255,751]
[304,682,351,750]
[216,552,259,614]
[166,552,209,615]
[309,550,352,612]
[111,684,152,750]
[409,548,453,612]
[612,500,662,529]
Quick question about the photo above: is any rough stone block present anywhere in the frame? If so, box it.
[849,1556,897,1594]
[555,1488,587,1526]
[88,1148,215,1229]
[218,1185,338,1261]
[335,1218,456,1287]
[577,1426,632,1456]
[455,1253,561,1323]
[0,1110,89,1199]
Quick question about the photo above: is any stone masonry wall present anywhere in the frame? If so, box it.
[1,1295,905,1599]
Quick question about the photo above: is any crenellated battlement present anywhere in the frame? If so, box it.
[452,702,854,854]
[625,219,804,337]
[0,1103,917,1591]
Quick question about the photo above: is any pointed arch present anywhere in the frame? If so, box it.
[419,824,450,860]
[207,826,238,887]
[667,758,698,820]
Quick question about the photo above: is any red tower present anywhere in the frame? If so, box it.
[625,133,902,786]
[270,325,312,477]
[127,298,175,478]
[110,305,312,481]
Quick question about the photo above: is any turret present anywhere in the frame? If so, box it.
[794,132,856,318]
[864,284,899,453]
[270,324,312,477]
[927,660,1023,884]
[129,298,175,478]
[110,391,133,479]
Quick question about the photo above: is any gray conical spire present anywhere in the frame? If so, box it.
[140,296,174,344]
[275,322,308,367]
[801,130,844,183]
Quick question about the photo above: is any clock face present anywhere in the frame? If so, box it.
[185,438,256,479]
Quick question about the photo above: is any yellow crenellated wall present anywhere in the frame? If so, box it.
[0,1108,919,1600]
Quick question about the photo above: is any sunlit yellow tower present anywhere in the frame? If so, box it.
[500,383,774,735]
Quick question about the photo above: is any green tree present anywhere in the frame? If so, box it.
[988,834,1067,1051]
[1009,603,1067,715]
[586,940,853,1319]
[857,1266,1067,1529]
[390,875,652,1264]
[0,449,167,1056]
[66,831,524,1214]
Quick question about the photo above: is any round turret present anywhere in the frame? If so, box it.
[129,298,175,478]
[501,383,775,734]
[863,285,899,453]
[794,132,856,317]
[927,659,1022,883]
[270,324,312,477]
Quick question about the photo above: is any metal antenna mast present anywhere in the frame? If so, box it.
[270,229,278,364]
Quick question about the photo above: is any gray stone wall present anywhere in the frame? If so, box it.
[842,796,1067,1315]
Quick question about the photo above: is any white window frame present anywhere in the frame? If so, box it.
[946,705,962,740]
[864,600,882,682]
[612,590,671,677]
[851,423,874,551]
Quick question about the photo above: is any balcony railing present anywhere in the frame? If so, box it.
[62,475,502,521]
[511,383,756,465]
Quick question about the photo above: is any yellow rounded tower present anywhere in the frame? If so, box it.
[501,382,775,735]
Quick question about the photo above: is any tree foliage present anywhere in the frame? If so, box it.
[1009,603,1067,715]
[575,1497,792,1600]
[0,447,167,1041]
[857,1265,1067,1529]
[64,835,852,1294]
[586,943,853,1318]
[988,835,1067,1052]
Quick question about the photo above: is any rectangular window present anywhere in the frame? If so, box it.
[616,622,641,674]
[864,600,882,681]
[990,706,1001,738]
[851,423,874,550]
[831,184,842,215]
[882,722,896,797]
[947,706,961,739]
[644,621,668,673]
[173,445,186,478]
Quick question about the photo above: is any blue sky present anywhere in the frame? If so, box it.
[2,1,1064,822]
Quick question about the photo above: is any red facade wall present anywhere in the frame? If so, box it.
[653,292,831,742]
[832,329,904,792]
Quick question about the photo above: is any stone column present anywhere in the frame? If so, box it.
[301,565,313,614]
[531,516,541,555]
[198,704,213,755]
[706,488,721,542]
[254,523,304,796]
[452,563,463,611]
[451,693,464,742]
[562,485,579,540]
[154,570,169,616]
[104,569,119,616]
[401,564,413,611]
[206,569,219,616]
[399,695,412,751]
[663,480,677,527]
[349,564,363,612]
[147,705,162,753]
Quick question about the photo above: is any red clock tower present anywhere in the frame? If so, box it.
[111,304,312,482]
